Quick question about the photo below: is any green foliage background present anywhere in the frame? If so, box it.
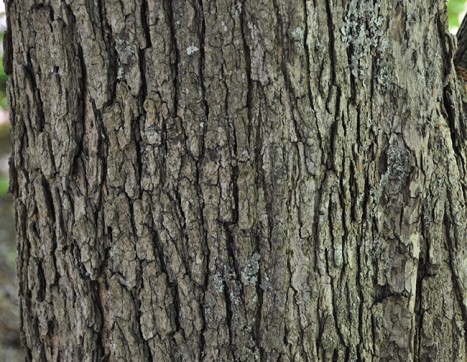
[449,0,467,30]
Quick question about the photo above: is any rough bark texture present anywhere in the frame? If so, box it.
[7,0,467,360]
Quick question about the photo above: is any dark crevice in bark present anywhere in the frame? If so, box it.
[133,113,143,197]
[70,240,87,282]
[368,58,377,140]
[140,0,152,49]
[170,282,183,336]
[355,219,365,359]
[92,99,109,219]
[95,277,110,359]
[374,285,406,304]
[171,188,190,274]
[338,160,349,248]
[301,0,322,155]
[223,223,241,293]
[313,172,326,267]
[414,253,426,361]
[239,0,254,148]
[77,44,87,131]
[328,119,338,170]
[316,302,327,359]
[415,199,432,360]
[9,1,467,360]
[231,164,240,226]
[325,250,346,351]
[256,105,273,252]
[337,180,347,267]
[148,224,168,284]
[222,273,234,354]
[30,4,55,19]
[3,29,13,76]
[438,18,464,166]
[193,1,210,358]
[199,325,206,362]
[138,47,147,105]
[287,254,305,357]
[114,322,132,360]
[8,150,18,196]
[335,87,342,133]
[30,218,40,240]
[165,0,180,118]
[51,193,62,287]
[224,64,239,223]
[332,349,338,362]
[23,55,45,133]
[41,177,55,220]
[61,2,76,28]
[443,208,467,347]
[349,161,358,222]
[199,205,209,361]
[127,195,138,241]
[324,0,336,87]
[253,230,264,361]
[160,112,168,181]
[344,24,357,104]
[138,12,148,107]
[135,296,154,362]
[136,23,148,196]
[194,0,209,251]
[36,260,46,302]
[370,313,377,358]
[72,43,87,176]
[442,83,462,157]
[194,0,209,197]
[355,103,362,150]
[95,0,117,107]
[283,260,292,355]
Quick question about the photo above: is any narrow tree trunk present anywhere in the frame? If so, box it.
[7,0,467,360]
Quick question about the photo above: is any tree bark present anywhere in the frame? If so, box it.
[6,0,467,360]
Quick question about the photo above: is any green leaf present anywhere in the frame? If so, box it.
[448,0,467,31]
[0,177,8,196]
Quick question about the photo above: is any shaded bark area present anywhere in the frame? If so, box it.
[7,0,467,361]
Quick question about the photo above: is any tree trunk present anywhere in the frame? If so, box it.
[6,0,467,360]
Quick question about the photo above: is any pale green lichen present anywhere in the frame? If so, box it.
[241,252,260,285]
[254,347,260,361]
[212,272,224,293]
[386,145,411,183]
[340,1,385,83]
[186,44,199,55]
[260,273,272,290]
[291,27,304,41]
[375,58,395,92]
[221,21,228,32]
[291,27,305,52]
[230,289,241,305]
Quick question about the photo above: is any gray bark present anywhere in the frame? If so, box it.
[6,0,467,360]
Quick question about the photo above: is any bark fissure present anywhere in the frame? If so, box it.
[8,0,467,360]
[444,207,467,346]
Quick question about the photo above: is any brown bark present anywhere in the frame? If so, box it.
[7,0,467,361]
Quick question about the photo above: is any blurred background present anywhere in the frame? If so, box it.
[0,1,465,360]
[0,2,22,359]
[449,0,467,33]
